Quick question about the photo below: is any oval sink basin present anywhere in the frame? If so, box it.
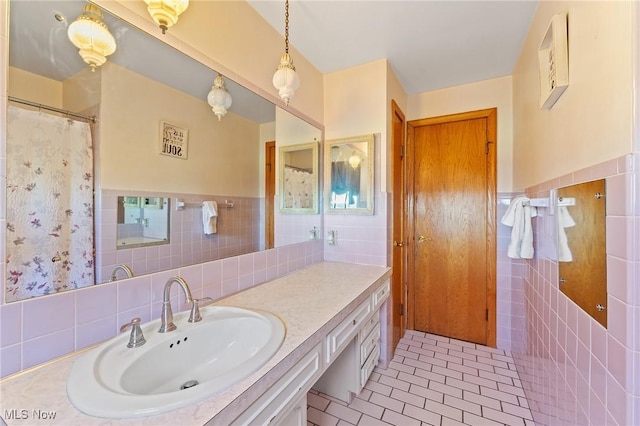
[67,306,286,418]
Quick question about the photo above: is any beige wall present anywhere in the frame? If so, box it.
[512,1,634,190]
[8,67,62,108]
[100,62,261,197]
[96,0,324,126]
[324,59,388,191]
[407,76,514,193]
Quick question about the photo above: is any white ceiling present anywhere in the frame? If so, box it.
[248,0,539,95]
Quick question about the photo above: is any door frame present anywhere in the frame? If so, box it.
[265,141,276,249]
[391,100,406,350]
[406,108,497,347]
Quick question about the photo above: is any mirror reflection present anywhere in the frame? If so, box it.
[279,143,318,213]
[557,179,607,327]
[325,134,374,215]
[5,0,320,302]
[116,196,170,249]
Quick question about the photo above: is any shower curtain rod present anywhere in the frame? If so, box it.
[8,96,97,123]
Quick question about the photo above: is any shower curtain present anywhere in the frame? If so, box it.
[283,166,313,209]
[6,106,95,301]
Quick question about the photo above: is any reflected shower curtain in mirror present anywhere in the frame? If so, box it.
[283,166,312,208]
[6,106,95,301]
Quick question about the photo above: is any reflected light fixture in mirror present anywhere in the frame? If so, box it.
[272,0,299,105]
[207,74,233,121]
[144,0,189,34]
[67,3,116,72]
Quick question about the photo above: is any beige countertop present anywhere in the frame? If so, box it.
[0,262,391,425]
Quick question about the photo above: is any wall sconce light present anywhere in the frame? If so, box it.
[272,0,300,105]
[67,3,116,72]
[207,74,233,121]
[143,0,189,34]
[348,152,361,169]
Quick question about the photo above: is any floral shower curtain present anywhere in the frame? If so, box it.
[283,166,313,209]
[6,106,95,301]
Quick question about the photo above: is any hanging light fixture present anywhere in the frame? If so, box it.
[143,0,189,34]
[67,3,116,72]
[272,0,300,105]
[348,152,361,169]
[207,74,233,121]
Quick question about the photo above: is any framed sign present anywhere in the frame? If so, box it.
[159,121,188,159]
[538,13,569,109]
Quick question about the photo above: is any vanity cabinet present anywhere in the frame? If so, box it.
[313,279,389,403]
[231,344,322,426]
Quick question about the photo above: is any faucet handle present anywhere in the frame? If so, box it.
[188,298,213,323]
[120,317,146,348]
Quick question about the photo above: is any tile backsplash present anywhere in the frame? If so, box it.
[0,239,323,378]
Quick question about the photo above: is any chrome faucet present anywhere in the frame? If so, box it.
[159,276,193,333]
[110,264,134,282]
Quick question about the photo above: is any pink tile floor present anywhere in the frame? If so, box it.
[308,330,534,426]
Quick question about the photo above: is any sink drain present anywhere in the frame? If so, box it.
[180,380,199,390]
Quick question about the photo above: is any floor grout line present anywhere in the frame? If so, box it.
[308,333,533,425]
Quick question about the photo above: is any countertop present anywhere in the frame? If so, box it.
[0,262,391,425]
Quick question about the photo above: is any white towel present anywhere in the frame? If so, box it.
[202,201,218,235]
[557,206,576,262]
[501,196,538,259]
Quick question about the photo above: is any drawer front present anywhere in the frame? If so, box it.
[360,344,380,389]
[359,313,379,341]
[359,323,381,366]
[372,279,390,310]
[326,299,372,363]
[232,344,322,426]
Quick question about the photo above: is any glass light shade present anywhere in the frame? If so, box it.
[144,0,189,34]
[67,4,116,72]
[207,75,232,121]
[272,53,300,105]
[348,153,361,169]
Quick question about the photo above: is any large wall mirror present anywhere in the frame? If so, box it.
[557,179,607,327]
[324,134,374,215]
[5,0,321,302]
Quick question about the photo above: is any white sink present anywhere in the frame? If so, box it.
[67,306,286,418]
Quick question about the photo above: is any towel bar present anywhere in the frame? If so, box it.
[175,198,234,210]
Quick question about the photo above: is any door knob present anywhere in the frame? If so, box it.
[417,235,431,243]
[393,241,404,247]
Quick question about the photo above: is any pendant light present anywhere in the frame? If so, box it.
[272,0,300,105]
[207,74,233,121]
[67,3,116,72]
[144,0,189,34]
[348,152,361,169]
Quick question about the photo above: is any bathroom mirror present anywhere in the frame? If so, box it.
[557,179,607,327]
[279,143,319,214]
[116,196,170,249]
[325,134,375,215]
[5,0,320,301]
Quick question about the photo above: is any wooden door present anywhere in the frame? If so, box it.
[407,109,496,346]
[265,141,276,249]
[391,100,406,350]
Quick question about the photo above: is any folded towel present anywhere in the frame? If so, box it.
[202,201,218,235]
[557,205,576,262]
[501,196,537,259]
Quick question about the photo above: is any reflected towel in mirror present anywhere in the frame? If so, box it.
[557,206,575,262]
[202,201,218,234]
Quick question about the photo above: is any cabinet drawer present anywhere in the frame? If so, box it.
[325,299,371,364]
[231,344,322,426]
[359,313,379,342]
[360,323,380,366]
[360,344,380,389]
[372,279,390,310]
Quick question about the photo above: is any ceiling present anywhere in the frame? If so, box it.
[9,1,275,123]
[248,0,539,95]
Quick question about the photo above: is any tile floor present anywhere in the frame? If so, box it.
[307,330,534,426]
